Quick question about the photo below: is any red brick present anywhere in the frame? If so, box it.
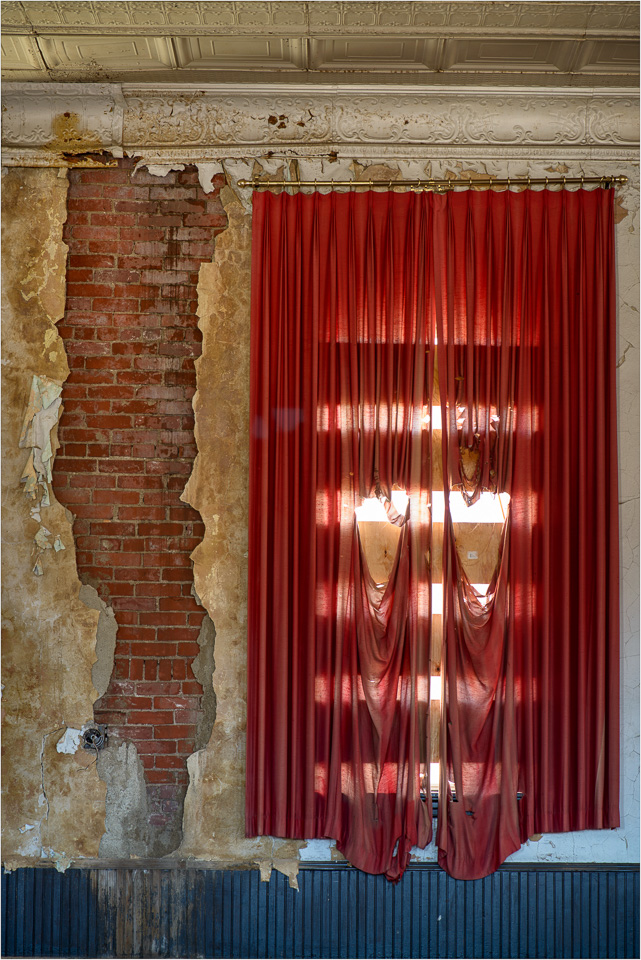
[135,582,182,597]
[146,770,177,783]
[118,507,166,520]
[113,567,162,582]
[144,660,158,680]
[69,254,115,268]
[67,283,114,298]
[154,724,196,740]
[130,660,144,680]
[138,612,187,627]
[158,661,173,682]
[72,225,120,241]
[135,740,177,755]
[153,755,187,769]
[88,240,134,255]
[70,474,115,489]
[80,169,130,184]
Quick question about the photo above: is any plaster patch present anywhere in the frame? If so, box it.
[97,740,183,859]
[79,583,117,700]
[190,614,217,752]
[56,728,82,755]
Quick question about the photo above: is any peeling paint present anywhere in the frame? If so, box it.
[132,158,186,178]
[56,728,82,755]
[196,161,225,194]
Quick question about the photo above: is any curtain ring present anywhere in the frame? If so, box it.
[545,176,549,190]
[527,175,531,189]
[581,175,584,189]
[563,176,567,190]
[507,177,511,190]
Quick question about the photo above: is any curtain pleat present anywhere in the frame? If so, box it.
[246,187,619,883]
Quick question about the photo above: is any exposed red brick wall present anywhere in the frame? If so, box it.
[52,159,227,833]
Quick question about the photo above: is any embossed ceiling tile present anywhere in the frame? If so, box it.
[442,38,576,72]
[0,35,46,72]
[272,3,307,26]
[575,40,640,74]
[447,5,484,28]
[411,4,450,27]
[38,35,176,71]
[308,2,343,27]
[309,38,439,71]
[588,5,639,30]
[200,2,237,26]
[481,3,523,28]
[620,7,641,30]
[174,36,306,70]
[1,2,29,26]
[127,4,168,26]
[94,3,134,26]
[545,3,594,29]
[342,3,379,27]
[59,2,98,26]
[513,3,569,29]
[376,2,413,27]
[165,2,202,26]
[235,3,272,26]
[22,2,64,25]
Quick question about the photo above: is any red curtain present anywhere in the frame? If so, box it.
[246,188,619,882]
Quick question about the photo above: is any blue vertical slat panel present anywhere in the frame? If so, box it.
[1,863,639,958]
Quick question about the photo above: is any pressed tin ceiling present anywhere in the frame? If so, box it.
[1,1,639,86]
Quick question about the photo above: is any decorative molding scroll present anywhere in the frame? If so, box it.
[2,83,125,155]
[2,82,638,165]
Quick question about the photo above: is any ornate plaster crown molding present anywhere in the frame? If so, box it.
[2,82,638,165]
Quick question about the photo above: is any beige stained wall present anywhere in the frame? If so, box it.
[1,168,106,870]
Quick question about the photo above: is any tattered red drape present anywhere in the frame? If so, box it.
[246,188,619,882]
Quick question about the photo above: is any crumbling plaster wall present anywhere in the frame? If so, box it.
[1,167,106,870]
[2,150,638,878]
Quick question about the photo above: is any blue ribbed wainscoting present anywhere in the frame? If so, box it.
[2,863,639,959]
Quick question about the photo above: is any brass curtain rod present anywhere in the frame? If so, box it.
[238,175,627,191]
